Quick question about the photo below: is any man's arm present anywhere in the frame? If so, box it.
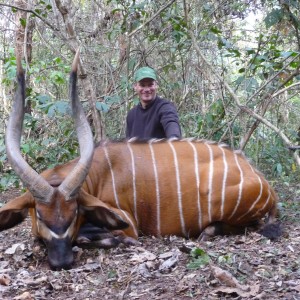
[159,102,181,138]
[125,112,132,138]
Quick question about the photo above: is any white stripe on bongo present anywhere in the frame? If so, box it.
[103,147,120,209]
[219,146,228,219]
[187,140,202,231]
[149,140,161,236]
[228,153,244,219]
[119,209,139,237]
[204,143,214,223]
[168,140,186,236]
[103,146,138,237]
[126,143,138,225]
[237,172,263,221]
[250,189,271,218]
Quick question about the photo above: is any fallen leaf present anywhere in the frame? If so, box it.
[138,263,153,278]
[23,276,48,286]
[292,285,300,292]
[211,265,249,291]
[130,250,156,263]
[5,243,25,255]
[158,251,174,259]
[0,261,9,270]
[159,250,180,272]
[214,284,260,298]
[0,274,11,286]
[13,291,33,300]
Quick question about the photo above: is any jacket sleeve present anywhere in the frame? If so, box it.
[159,102,182,138]
[125,111,132,138]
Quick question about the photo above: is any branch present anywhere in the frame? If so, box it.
[189,29,300,168]
[239,66,300,149]
[54,0,104,141]
[0,3,59,31]
[246,53,300,104]
[127,0,176,38]
[289,146,300,150]
[271,81,300,98]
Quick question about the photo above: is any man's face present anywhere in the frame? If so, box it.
[134,78,158,107]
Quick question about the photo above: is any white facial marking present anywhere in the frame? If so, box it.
[37,209,77,240]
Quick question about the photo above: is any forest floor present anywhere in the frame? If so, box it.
[0,181,299,300]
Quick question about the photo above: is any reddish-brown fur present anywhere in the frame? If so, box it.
[23,139,279,241]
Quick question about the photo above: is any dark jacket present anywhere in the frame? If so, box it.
[126,96,181,139]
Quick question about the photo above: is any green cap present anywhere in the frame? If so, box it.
[134,67,157,82]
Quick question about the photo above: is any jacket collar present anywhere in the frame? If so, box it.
[138,96,158,110]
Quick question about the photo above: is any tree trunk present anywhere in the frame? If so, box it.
[54,0,104,141]
[14,0,35,115]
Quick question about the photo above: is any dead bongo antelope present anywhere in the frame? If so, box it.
[0,51,281,270]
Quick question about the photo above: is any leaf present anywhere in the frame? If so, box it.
[104,95,121,104]
[21,144,30,154]
[19,18,26,27]
[214,285,260,297]
[36,94,51,104]
[187,247,210,269]
[4,243,25,255]
[276,163,283,175]
[13,291,33,300]
[159,250,180,272]
[211,265,247,290]
[264,9,283,28]
[53,57,62,64]
[210,26,222,34]
[53,101,69,114]
[191,247,206,258]
[245,77,259,92]
[235,75,245,85]
[138,263,153,278]
[130,250,156,263]
[96,102,110,112]
[0,274,11,286]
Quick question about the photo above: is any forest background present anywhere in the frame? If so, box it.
[0,0,299,192]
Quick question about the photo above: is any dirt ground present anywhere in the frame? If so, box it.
[0,182,300,300]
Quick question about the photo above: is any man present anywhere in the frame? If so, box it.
[126,67,181,139]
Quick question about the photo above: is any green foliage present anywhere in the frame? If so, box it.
[217,253,234,265]
[1,0,300,192]
[96,95,121,113]
[2,49,17,85]
[0,137,20,191]
[34,0,53,17]
[245,129,298,180]
[186,247,211,270]
[0,173,20,192]
[264,8,284,28]
[0,51,77,190]
[196,99,226,140]
[19,18,27,28]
